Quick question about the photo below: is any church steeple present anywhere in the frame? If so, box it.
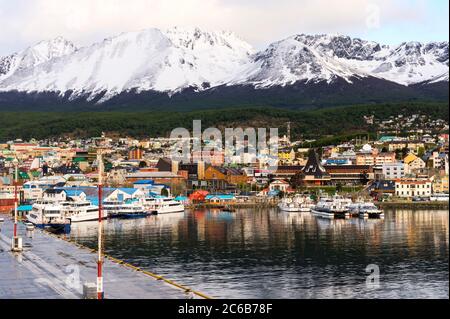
[301,149,331,184]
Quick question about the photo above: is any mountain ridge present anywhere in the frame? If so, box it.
[0,27,448,109]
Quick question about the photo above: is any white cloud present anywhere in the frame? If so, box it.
[0,0,440,55]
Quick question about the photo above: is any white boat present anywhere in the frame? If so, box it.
[141,197,185,214]
[311,195,351,219]
[347,202,384,219]
[26,200,71,232]
[278,198,301,212]
[293,195,315,212]
[103,200,122,218]
[64,200,105,223]
[103,200,148,219]
[430,193,449,202]
[278,195,314,212]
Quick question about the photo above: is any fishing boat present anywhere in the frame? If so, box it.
[311,195,351,219]
[26,200,71,232]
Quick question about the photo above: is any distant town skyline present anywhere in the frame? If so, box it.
[0,0,448,55]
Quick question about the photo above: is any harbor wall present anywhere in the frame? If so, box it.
[377,201,449,210]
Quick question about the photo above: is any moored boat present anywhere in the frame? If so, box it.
[311,195,351,219]
[104,200,148,219]
[347,202,384,219]
[141,196,185,214]
[278,198,302,212]
[278,195,315,212]
[26,200,71,232]
[64,200,105,222]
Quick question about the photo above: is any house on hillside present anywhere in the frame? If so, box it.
[404,153,426,174]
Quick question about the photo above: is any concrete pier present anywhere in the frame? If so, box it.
[0,217,207,299]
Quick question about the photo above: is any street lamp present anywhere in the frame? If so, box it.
[11,157,22,252]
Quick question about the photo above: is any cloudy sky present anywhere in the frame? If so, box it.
[0,0,448,55]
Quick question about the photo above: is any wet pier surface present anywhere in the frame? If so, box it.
[0,217,203,299]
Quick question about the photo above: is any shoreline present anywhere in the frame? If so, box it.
[377,201,449,210]
[2,200,448,214]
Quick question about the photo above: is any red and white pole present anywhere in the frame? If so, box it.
[97,150,104,300]
[13,162,18,237]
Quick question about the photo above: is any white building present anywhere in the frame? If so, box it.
[395,179,432,198]
[269,180,291,193]
[382,162,405,180]
[43,188,87,202]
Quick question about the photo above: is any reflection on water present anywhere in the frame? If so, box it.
[69,209,449,299]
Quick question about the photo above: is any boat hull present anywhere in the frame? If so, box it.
[156,206,185,214]
[34,223,71,233]
[68,212,108,223]
[118,212,149,219]
[359,212,385,219]
[311,209,350,219]
[278,205,302,212]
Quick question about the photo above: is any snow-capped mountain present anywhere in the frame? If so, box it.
[231,34,448,87]
[0,28,447,107]
[0,27,252,101]
[0,36,77,81]
[354,40,449,85]
[230,35,374,87]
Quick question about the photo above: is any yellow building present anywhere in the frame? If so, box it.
[278,149,296,163]
[433,175,449,193]
[404,153,426,174]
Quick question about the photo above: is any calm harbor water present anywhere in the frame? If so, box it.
[69,209,449,299]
